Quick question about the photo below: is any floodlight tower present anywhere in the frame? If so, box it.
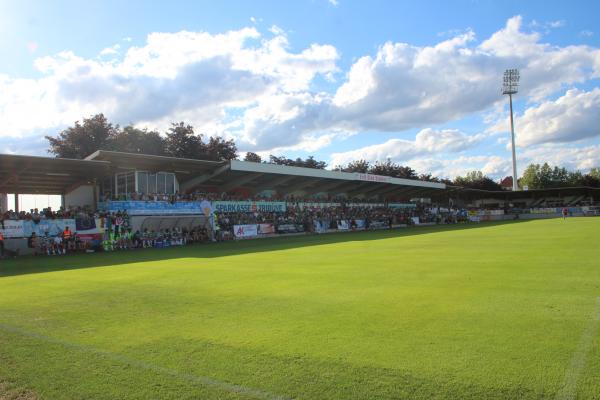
[502,69,520,191]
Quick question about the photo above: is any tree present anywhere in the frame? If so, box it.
[204,136,238,161]
[520,163,592,189]
[418,173,441,183]
[108,126,166,155]
[164,122,204,159]
[577,173,600,187]
[589,167,600,180]
[336,159,370,173]
[303,156,327,169]
[46,114,117,158]
[268,155,327,169]
[244,152,262,163]
[454,170,503,191]
[368,160,418,179]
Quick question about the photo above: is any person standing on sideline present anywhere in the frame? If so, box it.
[562,207,568,220]
[0,231,5,257]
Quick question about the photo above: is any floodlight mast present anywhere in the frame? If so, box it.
[502,69,520,191]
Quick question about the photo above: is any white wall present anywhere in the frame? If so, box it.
[65,185,95,208]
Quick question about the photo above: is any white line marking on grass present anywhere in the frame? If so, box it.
[0,323,292,400]
[555,297,600,400]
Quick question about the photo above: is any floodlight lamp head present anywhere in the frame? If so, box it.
[502,68,520,95]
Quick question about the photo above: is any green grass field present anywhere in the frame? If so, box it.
[1,219,599,399]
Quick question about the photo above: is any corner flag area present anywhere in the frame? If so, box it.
[1,218,599,399]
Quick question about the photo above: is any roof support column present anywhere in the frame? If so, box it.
[14,192,20,213]
[0,192,7,213]
[92,178,98,212]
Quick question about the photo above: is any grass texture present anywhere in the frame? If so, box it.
[1,218,599,399]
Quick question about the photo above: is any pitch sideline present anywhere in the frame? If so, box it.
[555,297,600,400]
[0,322,292,400]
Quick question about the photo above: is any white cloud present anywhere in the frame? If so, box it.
[521,144,600,171]
[329,128,486,167]
[406,155,511,179]
[99,44,120,56]
[328,0,339,6]
[251,15,600,149]
[2,15,600,162]
[0,28,339,150]
[580,30,594,37]
[495,88,600,146]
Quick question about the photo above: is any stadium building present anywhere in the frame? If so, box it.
[1,151,599,256]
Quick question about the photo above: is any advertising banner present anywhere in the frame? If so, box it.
[0,220,24,238]
[295,202,341,210]
[213,201,287,213]
[258,223,275,235]
[529,208,558,214]
[76,218,105,241]
[355,219,366,229]
[277,224,303,233]
[22,219,76,237]
[313,220,329,233]
[233,224,258,238]
[1,218,105,239]
[369,220,389,229]
[345,203,385,209]
[99,201,203,215]
[388,203,417,209]
[411,217,420,225]
[337,220,349,230]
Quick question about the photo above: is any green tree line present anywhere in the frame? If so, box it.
[46,114,600,190]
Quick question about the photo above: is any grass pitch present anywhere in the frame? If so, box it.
[1,219,599,399]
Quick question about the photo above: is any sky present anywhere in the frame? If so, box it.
[1,0,600,182]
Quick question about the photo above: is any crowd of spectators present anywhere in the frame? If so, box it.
[1,206,127,224]
[214,204,458,238]
[1,193,470,258]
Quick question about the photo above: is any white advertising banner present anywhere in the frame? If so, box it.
[337,220,350,230]
[233,224,258,238]
[257,223,275,235]
[0,220,24,238]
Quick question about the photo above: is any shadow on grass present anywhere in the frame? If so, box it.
[0,220,531,278]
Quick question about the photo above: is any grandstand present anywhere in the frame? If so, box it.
[1,150,599,256]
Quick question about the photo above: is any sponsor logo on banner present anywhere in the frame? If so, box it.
[0,220,24,238]
[234,224,258,238]
[258,223,275,235]
[213,201,287,213]
[356,173,389,183]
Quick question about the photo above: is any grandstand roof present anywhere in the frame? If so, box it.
[85,150,225,183]
[0,154,110,195]
[1,150,448,199]
[180,159,447,199]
